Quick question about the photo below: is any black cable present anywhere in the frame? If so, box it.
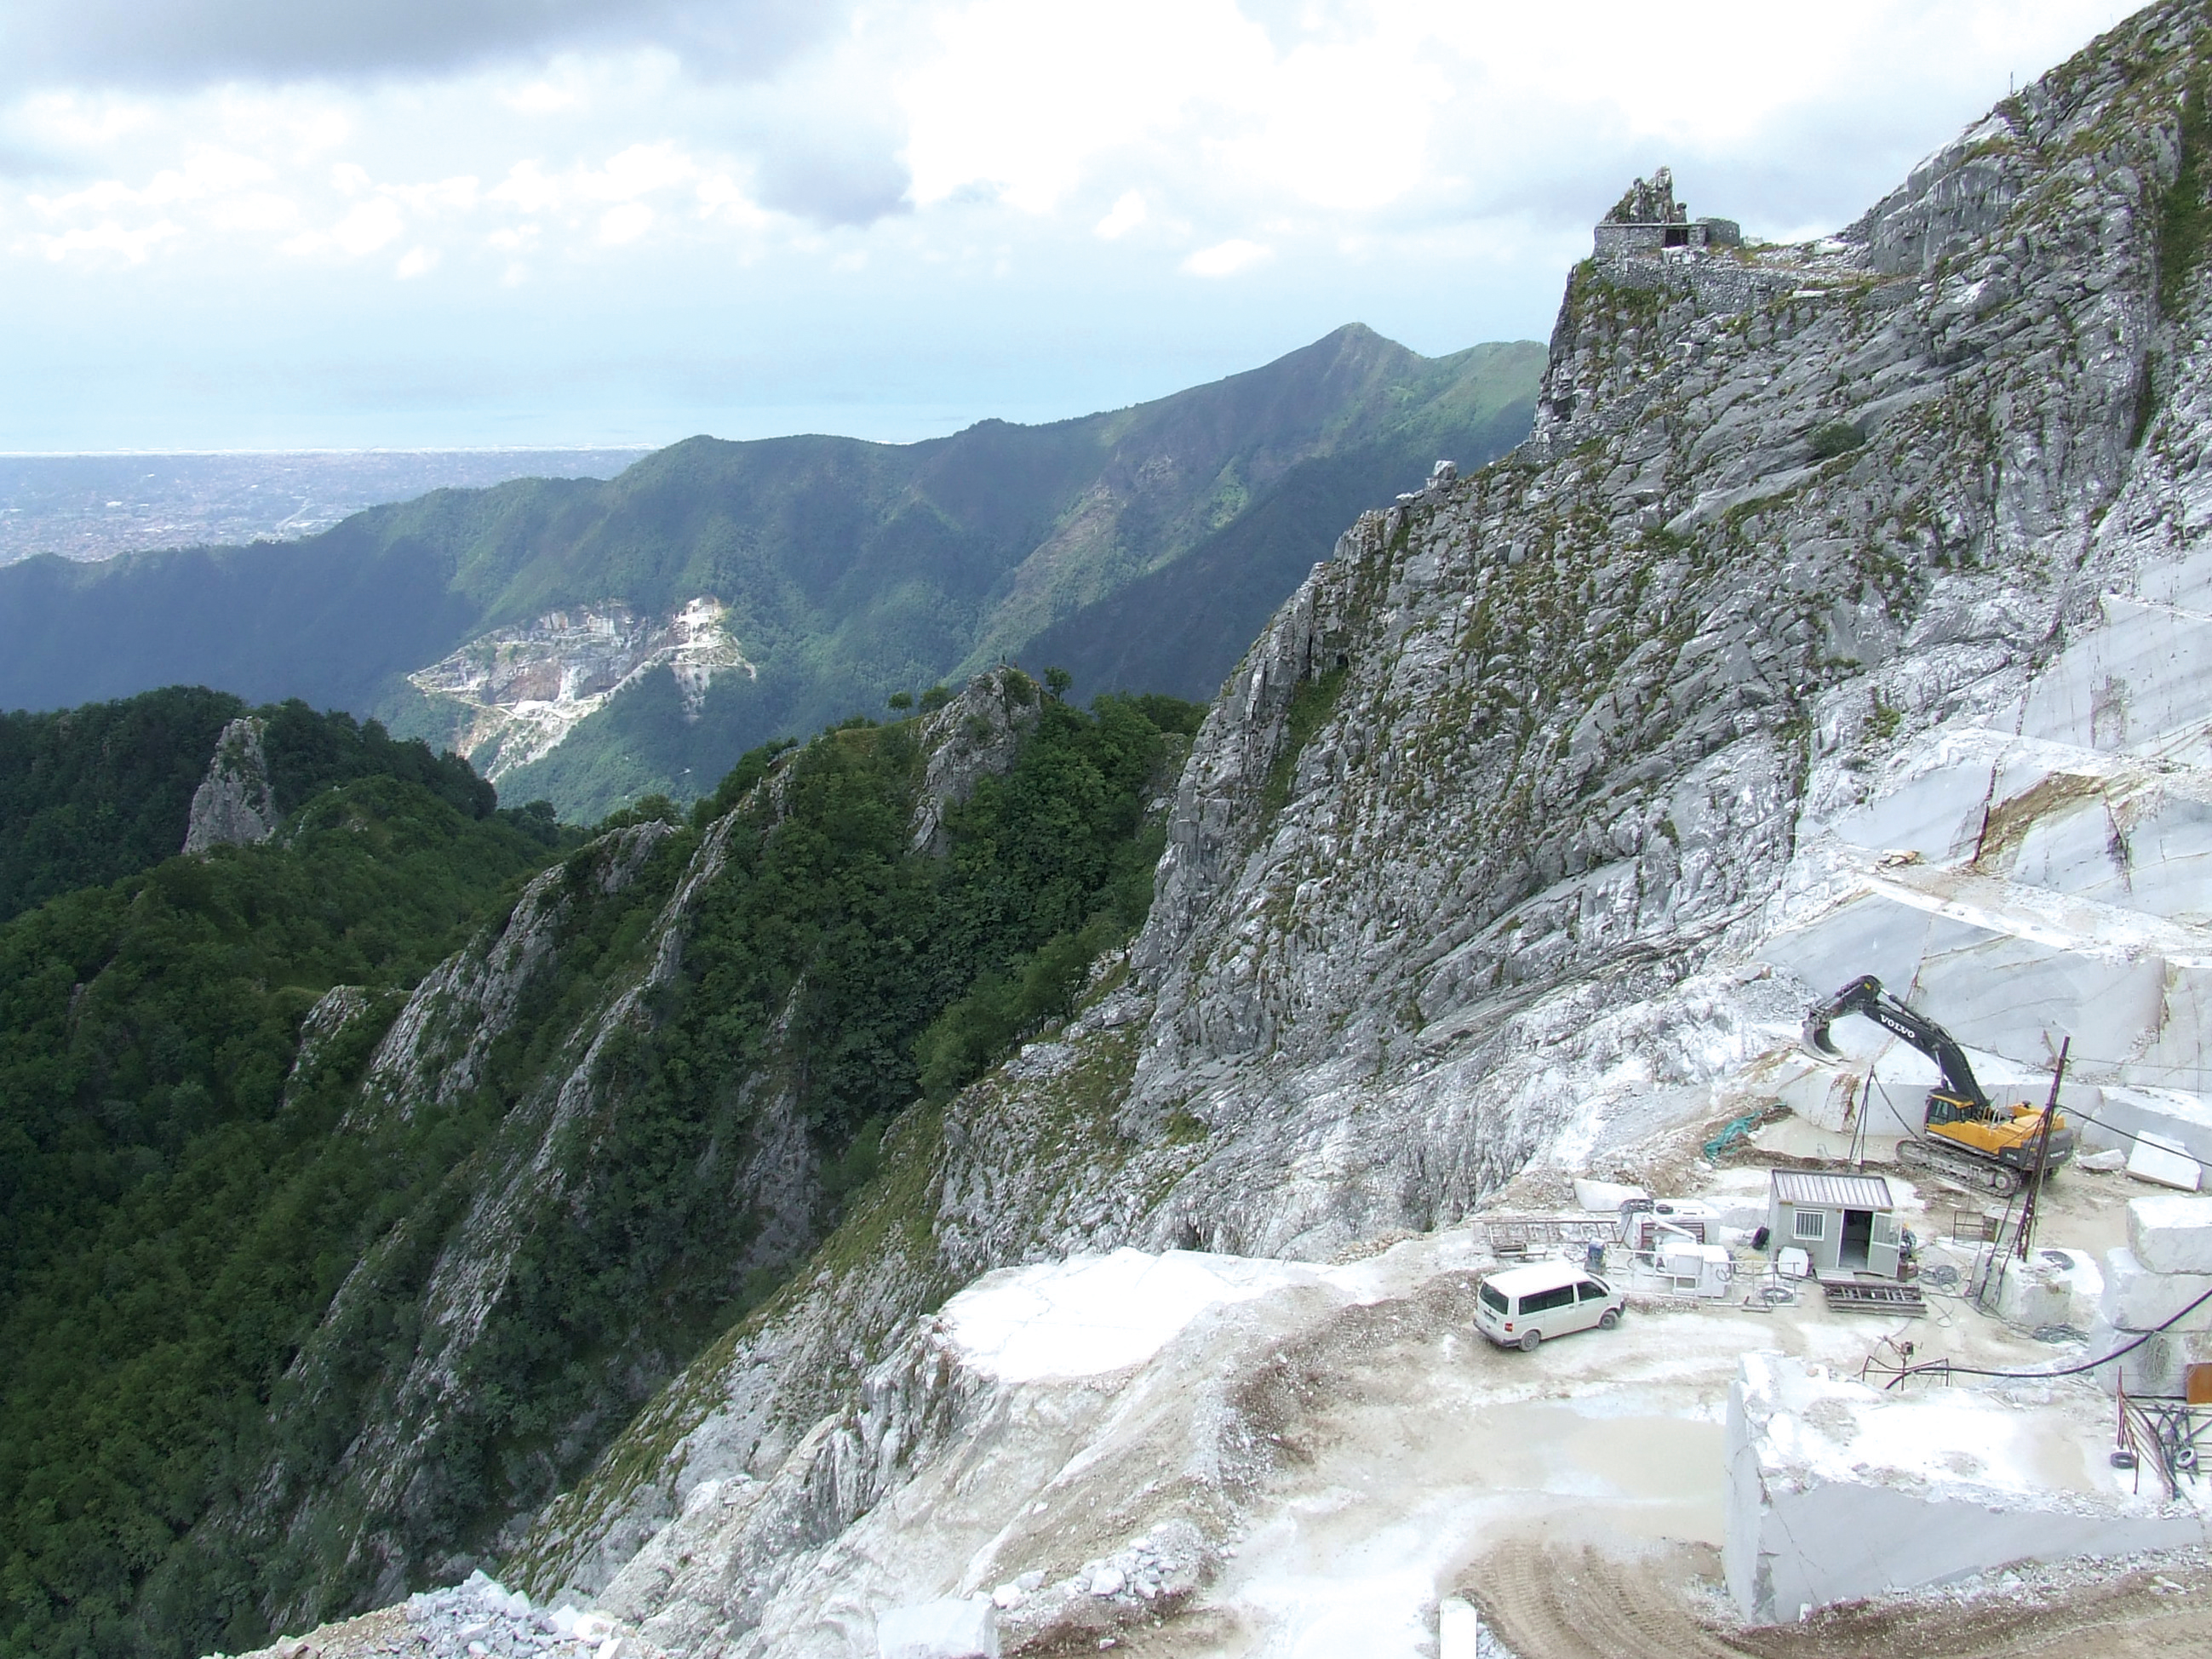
[1883,1281,2212,1387]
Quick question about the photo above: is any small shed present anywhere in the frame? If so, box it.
[1768,1170,1901,1279]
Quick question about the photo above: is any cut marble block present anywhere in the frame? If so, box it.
[2136,546,2212,614]
[1777,1045,2057,1136]
[2017,595,2212,758]
[1437,1597,1481,1659]
[2005,780,2212,925]
[876,1599,999,1659]
[1725,1353,2204,1622]
[2092,1317,2212,1398]
[2129,1195,2212,1274]
[1573,1178,1647,1213]
[2081,1085,2212,1164]
[1761,885,1946,1000]
[2129,1132,2205,1193]
[1998,1248,2102,1332]
[1825,726,2021,861]
[1762,864,2212,1093]
[2102,1246,2212,1332]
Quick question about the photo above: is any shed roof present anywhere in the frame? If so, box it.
[1770,1170,1894,1210]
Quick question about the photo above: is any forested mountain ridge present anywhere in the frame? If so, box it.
[0,329,1539,819]
[0,672,1201,1659]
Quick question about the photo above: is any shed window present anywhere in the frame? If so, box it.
[1792,1210,1827,1242]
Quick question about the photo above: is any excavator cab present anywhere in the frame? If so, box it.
[1925,1090,1996,1128]
[1804,975,2075,1187]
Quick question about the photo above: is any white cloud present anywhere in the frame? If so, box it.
[902,0,1271,213]
[587,142,693,200]
[284,197,404,258]
[1094,189,1144,239]
[396,244,441,278]
[0,0,2141,445]
[1183,237,1269,277]
[207,192,301,232]
[382,176,481,214]
[505,81,584,115]
[599,201,654,243]
[332,197,404,255]
[490,160,564,215]
[26,218,182,263]
[31,148,273,215]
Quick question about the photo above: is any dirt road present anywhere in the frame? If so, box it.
[1466,1539,2212,1659]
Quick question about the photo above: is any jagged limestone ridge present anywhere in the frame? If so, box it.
[208,671,1042,1635]
[495,4,2212,1649]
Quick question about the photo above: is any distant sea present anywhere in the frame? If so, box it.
[0,449,655,564]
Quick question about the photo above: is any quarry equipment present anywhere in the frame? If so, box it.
[1804,975,2075,1193]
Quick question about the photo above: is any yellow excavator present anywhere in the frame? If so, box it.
[1803,974,2075,1194]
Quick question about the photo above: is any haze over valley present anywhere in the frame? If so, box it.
[0,450,653,564]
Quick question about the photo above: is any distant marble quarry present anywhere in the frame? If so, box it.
[409,597,754,781]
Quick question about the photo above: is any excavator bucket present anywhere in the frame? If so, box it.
[1802,975,1881,1059]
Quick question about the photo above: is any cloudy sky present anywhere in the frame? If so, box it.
[0,0,2133,451]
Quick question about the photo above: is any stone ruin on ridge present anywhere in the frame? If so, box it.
[1592,165,1741,258]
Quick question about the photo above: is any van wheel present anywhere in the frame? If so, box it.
[1599,1308,1621,1331]
[1518,1330,1542,1353]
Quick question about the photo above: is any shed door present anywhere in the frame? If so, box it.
[1869,1211,1901,1279]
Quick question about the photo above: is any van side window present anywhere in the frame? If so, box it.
[1577,1282,1607,1301]
[1523,1285,1574,1314]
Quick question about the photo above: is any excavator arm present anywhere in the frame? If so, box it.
[1803,974,1991,1114]
[1802,973,2074,1178]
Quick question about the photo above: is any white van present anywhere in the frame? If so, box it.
[1475,1261,1626,1351]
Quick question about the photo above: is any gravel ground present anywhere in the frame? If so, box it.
[215,1574,657,1659]
[1468,1538,2212,1659]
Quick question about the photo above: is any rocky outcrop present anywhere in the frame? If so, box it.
[1111,3,2178,1259]
[906,669,1042,854]
[182,716,277,852]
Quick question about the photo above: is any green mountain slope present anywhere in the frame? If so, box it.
[0,678,1201,1659]
[0,329,1539,819]
[0,775,560,1659]
[1023,355,1542,699]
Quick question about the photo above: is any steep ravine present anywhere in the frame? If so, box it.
[482,5,2212,1653]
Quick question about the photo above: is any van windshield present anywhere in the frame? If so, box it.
[1479,1282,1508,1314]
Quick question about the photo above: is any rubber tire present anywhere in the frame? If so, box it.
[1598,1307,1621,1330]
[1518,1330,1542,1353]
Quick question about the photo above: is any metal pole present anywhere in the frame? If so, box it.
[2017,1036,2070,1261]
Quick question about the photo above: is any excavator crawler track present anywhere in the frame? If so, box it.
[1897,1135,2023,1196]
